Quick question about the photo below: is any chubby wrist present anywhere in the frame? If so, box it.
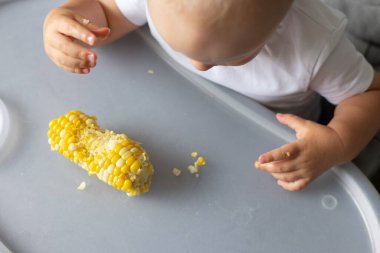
[325,124,357,165]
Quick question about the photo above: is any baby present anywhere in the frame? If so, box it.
[43,0,380,191]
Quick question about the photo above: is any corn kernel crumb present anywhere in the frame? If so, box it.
[172,168,182,176]
[191,152,198,158]
[187,165,199,174]
[147,69,155,74]
[82,18,90,25]
[77,181,86,190]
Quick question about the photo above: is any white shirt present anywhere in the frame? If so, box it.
[115,0,374,120]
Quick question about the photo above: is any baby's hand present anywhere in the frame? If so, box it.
[255,113,344,191]
[43,8,110,74]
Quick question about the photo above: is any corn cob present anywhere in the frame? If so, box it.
[47,110,154,196]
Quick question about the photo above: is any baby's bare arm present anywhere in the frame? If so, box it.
[44,0,137,73]
[328,71,380,162]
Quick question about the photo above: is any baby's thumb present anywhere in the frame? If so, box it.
[89,26,111,40]
[276,113,307,139]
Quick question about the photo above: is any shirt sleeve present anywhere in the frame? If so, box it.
[310,33,374,105]
[114,0,147,26]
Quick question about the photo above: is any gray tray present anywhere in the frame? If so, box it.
[0,1,379,252]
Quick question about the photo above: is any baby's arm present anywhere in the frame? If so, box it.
[256,71,380,191]
[327,71,380,163]
[43,0,137,74]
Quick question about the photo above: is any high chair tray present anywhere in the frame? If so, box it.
[0,1,379,252]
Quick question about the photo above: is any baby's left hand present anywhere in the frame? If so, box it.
[255,113,344,191]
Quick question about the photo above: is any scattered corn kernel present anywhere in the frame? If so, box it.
[77,181,86,190]
[147,69,155,74]
[48,110,154,196]
[187,165,198,174]
[195,156,206,166]
[172,168,181,176]
[190,153,206,177]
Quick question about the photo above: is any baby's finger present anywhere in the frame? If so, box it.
[48,48,90,74]
[270,171,302,182]
[53,59,90,74]
[49,46,91,69]
[258,142,299,164]
[277,178,310,192]
[73,14,111,40]
[56,15,96,46]
[276,113,307,135]
[256,160,298,173]
[49,33,96,64]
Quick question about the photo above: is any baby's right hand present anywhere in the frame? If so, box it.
[43,8,110,74]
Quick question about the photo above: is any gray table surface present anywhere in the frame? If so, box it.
[0,1,379,252]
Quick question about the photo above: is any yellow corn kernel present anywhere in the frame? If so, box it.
[116,178,124,189]
[125,156,135,167]
[108,174,115,185]
[111,154,121,164]
[103,159,111,170]
[195,156,206,166]
[113,166,121,176]
[130,160,140,173]
[121,179,133,191]
[191,152,198,158]
[119,147,128,156]
[120,165,129,174]
[114,143,123,154]
[48,110,154,196]
[121,151,133,160]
